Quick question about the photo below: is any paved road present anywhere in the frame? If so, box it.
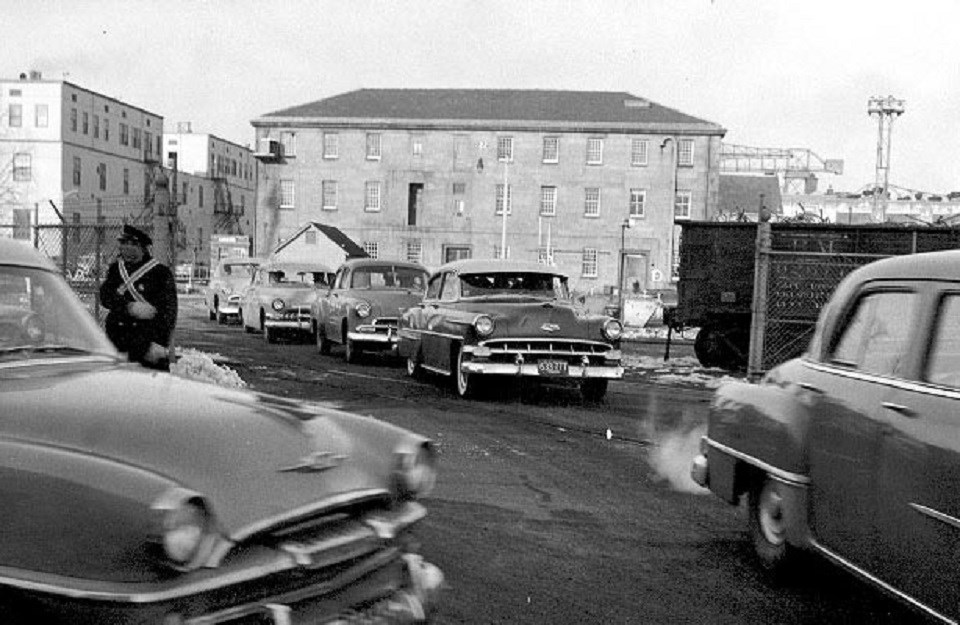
[174,297,921,624]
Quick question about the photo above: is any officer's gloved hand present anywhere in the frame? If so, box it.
[128,301,157,320]
[144,342,169,364]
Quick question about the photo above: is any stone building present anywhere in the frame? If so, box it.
[0,71,163,232]
[251,89,725,295]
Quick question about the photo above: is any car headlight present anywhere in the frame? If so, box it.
[473,314,495,337]
[602,318,623,341]
[355,302,372,318]
[152,488,216,571]
[394,443,437,499]
[272,298,285,311]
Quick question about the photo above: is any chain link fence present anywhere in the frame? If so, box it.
[749,224,960,377]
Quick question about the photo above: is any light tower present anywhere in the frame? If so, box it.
[867,95,905,222]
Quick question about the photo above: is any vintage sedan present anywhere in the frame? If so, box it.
[398,259,624,400]
[0,237,443,624]
[312,258,429,363]
[691,250,960,624]
[203,256,262,324]
[240,260,332,343]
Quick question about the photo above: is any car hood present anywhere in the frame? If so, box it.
[0,361,419,538]
[459,300,609,341]
[258,287,316,307]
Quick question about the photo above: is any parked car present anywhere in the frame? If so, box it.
[691,249,960,624]
[204,256,262,323]
[0,237,443,624]
[239,260,333,343]
[312,258,429,362]
[398,259,624,400]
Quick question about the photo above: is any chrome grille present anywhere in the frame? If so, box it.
[482,338,610,356]
[372,317,399,329]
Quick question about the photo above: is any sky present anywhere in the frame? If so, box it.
[5,0,959,194]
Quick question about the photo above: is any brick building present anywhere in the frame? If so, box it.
[251,89,725,294]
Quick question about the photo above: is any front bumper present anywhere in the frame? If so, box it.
[347,326,399,349]
[461,361,623,379]
[264,311,311,332]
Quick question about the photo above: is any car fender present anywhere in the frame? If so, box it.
[0,438,181,584]
[707,379,812,502]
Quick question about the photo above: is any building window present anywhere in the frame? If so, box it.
[12,208,31,240]
[405,240,423,263]
[452,182,467,216]
[540,186,557,216]
[120,123,129,146]
[72,157,81,186]
[103,119,109,142]
[280,131,296,157]
[322,180,338,210]
[323,133,338,159]
[132,127,141,149]
[631,138,648,166]
[304,231,317,245]
[586,138,603,165]
[584,187,600,217]
[9,104,22,127]
[144,131,152,156]
[12,153,31,181]
[444,246,472,263]
[411,138,423,157]
[581,249,598,278]
[35,104,48,128]
[537,247,554,265]
[542,137,559,163]
[497,136,514,162]
[97,163,107,191]
[366,133,381,160]
[82,112,89,134]
[365,181,381,212]
[92,114,100,138]
[629,188,646,217]
[280,179,295,209]
[452,182,466,195]
[674,191,692,219]
[123,168,130,194]
[70,108,77,131]
[363,242,380,259]
[678,139,694,166]
[494,245,510,260]
[495,184,512,215]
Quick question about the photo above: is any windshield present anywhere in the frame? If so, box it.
[460,272,569,300]
[267,267,323,287]
[0,265,117,361]
[221,262,259,279]
[350,265,428,290]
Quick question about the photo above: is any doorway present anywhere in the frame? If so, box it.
[622,253,648,294]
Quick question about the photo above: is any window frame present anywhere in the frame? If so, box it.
[678,139,695,167]
[497,136,514,162]
[280,131,296,158]
[540,185,557,216]
[674,191,692,219]
[366,133,382,160]
[584,187,601,217]
[586,137,604,165]
[280,179,296,209]
[581,248,599,278]
[321,180,338,211]
[35,104,48,128]
[9,104,22,128]
[542,136,559,163]
[495,183,513,216]
[629,188,646,218]
[322,133,339,159]
[631,138,648,166]
[364,181,382,212]
[12,153,31,181]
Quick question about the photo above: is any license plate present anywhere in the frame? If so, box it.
[537,359,568,376]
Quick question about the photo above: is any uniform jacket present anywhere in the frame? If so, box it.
[99,254,178,347]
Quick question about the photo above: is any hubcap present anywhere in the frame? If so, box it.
[759,485,786,545]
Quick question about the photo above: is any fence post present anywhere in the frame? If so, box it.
[748,222,772,380]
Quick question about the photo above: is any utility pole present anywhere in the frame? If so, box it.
[867,95,905,223]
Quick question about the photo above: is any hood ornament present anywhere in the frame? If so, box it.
[279,451,347,474]
[540,323,560,333]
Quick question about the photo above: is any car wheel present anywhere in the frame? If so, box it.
[208,305,216,321]
[580,379,608,402]
[264,325,275,344]
[344,336,360,363]
[406,355,423,379]
[241,312,254,333]
[748,475,795,575]
[454,347,478,398]
[316,322,331,355]
[216,310,227,325]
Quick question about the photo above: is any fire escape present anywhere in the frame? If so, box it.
[212,176,243,235]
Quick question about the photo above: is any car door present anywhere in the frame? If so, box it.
[805,286,920,571]
[869,286,960,620]
[240,268,262,327]
[419,272,451,372]
[321,268,346,343]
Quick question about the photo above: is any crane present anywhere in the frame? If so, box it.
[719,144,844,194]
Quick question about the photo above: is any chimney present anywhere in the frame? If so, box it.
[28,70,42,80]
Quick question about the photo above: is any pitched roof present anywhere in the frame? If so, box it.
[270,223,368,258]
[255,89,723,133]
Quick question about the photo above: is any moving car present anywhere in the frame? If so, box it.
[204,256,262,324]
[398,259,624,400]
[312,258,429,363]
[240,260,332,343]
[691,250,960,624]
[0,237,443,623]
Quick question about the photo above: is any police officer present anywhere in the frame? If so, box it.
[99,225,178,370]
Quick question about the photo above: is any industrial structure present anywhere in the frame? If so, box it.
[867,95,905,222]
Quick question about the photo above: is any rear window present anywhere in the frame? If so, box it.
[460,272,568,299]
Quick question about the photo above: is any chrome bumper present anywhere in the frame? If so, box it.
[264,319,311,331]
[461,361,623,379]
[347,328,398,346]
